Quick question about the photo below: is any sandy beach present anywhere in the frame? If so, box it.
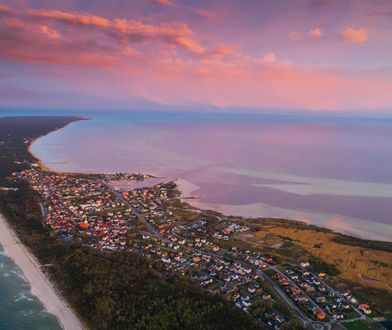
[0,212,84,330]
[28,117,87,174]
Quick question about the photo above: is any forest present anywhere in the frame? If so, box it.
[0,116,266,330]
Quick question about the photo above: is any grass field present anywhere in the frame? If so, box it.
[342,320,370,330]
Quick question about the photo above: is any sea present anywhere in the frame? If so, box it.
[2,110,392,242]
[1,109,392,328]
[0,245,61,330]
[21,110,392,242]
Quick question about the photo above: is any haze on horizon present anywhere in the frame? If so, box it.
[0,0,392,114]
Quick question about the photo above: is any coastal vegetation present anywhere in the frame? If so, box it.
[165,198,392,324]
[166,200,392,321]
[0,117,262,330]
[241,220,392,319]
[0,190,261,329]
[332,235,392,253]
[308,257,341,277]
[1,116,391,329]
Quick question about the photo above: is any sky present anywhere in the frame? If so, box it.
[0,0,392,114]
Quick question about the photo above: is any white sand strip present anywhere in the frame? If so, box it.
[0,213,84,330]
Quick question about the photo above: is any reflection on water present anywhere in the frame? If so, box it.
[31,112,392,241]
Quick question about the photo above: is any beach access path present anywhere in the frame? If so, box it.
[0,212,84,330]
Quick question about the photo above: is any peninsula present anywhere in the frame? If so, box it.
[0,116,391,330]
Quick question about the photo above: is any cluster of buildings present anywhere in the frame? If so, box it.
[343,292,372,315]
[18,169,134,250]
[135,231,287,328]
[274,264,368,322]
[169,220,249,243]
[210,222,251,240]
[105,172,151,181]
[18,167,375,329]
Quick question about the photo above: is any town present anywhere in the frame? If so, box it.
[17,167,381,330]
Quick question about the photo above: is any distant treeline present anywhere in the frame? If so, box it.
[0,116,263,330]
[254,218,392,253]
[331,235,392,253]
[0,116,81,186]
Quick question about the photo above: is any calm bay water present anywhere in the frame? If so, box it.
[0,246,61,330]
[0,110,391,325]
[25,111,392,242]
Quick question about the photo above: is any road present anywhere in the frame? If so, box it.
[104,182,374,330]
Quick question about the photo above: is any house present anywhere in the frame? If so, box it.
[161,257,171,263]
[314,308,326,320]
[248,286,256,294]
[291,275,299,282]
[291,287,301,295]
[242,299,252,307]
[318,285,326,292]
[262,293,272,301]
[235,301,243,309]
[316,296,326,304]
[306,285,316,293]
[359,304,372,315]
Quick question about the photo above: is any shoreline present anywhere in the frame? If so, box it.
[28,117,391,242]
[0,212,84,330]
[28,116,89,174]
[175,178,392,243]
[5,115,390,325]
[30,123,392,243]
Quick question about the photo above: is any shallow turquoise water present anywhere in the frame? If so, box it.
[0,245,62,330]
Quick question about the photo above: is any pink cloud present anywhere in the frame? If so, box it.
[189,7,216,20]
[341,27,368,43]
[308,27,323,38]
[150,0,176,7]
[288,30,301,42]
[206,45,239,60]
[101,55,392,111]
[28,8,192,41]
[0,6,214,58]
[40,25,61,39]
[0,3,391,112]
[28,9,111,27]
[0,4,11,13]
[260,52,277,64]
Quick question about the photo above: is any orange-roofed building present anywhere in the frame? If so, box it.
[315,308,326,320]
[79,222,89,230]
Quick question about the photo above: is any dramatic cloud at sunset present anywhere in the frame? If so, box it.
[0,0,391,113]
[341,27,369,43]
